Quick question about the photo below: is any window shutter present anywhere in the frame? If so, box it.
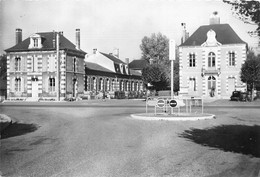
[11,77,15,92]
[46,77,49,93]
[21,77,24,92]
[10,57,15,72]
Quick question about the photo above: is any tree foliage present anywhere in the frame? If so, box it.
[0,54,7,80]
[240,51,260,90]
[140,32,169,64]
[140,32,179,91]
[223,0,260,37]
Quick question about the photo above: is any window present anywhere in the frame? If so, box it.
[229,52,235,66]
[15,78,21,92]
[32,56,38,72]
[15,57,21,71]
[208,52,216,67]
[73,58,77,72]
[189,53,196,67]
[33,38,38,47]
[49,78,55,92]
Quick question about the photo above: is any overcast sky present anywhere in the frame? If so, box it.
[0,0,258,60]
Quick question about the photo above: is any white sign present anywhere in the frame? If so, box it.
[169,39,176,60]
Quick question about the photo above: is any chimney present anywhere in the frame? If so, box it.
[125,58,129,65]
[113,48,119,58]
[181,23,189,44]
[76,29,80,50]
[210,11,220,25]
[93,48,97,54]
[15,28,22,44]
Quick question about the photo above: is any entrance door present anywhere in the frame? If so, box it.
[208,76,216,97]
[32,81,39,98]
[228,77,235,96]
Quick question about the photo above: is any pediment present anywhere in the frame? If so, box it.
[201,29,221,47]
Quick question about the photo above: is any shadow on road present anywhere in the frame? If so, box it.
[1,122,39,139]
[179,125,260,158]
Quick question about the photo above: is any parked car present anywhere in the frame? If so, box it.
[230,91,248,101]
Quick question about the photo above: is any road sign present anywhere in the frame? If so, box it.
[157,99,165,108]
[169,99,177,107]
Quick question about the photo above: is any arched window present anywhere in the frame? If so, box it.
[15,57,21,71]
[15,77,21,91]
[208,52,216,67]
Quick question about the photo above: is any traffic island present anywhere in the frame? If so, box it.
[131,113,215,121]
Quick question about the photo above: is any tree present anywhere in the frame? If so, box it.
[240,51,260,100]
[140,32,169,65]
[223,0,260,37]
[140,32,179,91]
[142,64,169,91]
[0,54,7,81]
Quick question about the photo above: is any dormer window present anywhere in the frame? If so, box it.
[29,34,43,49]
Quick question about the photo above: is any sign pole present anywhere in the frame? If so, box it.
[169,39,175,114]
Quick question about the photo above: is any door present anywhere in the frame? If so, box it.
[228,77,235,96]
[32,81,39,98]
[208,76,216,97]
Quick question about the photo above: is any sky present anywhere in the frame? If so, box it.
[0,0,258,61]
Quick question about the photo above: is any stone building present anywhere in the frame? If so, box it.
[85,49,144,99]
[5,29,86,101]
[179,12,247,98]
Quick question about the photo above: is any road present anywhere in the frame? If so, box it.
[0,100,260,177]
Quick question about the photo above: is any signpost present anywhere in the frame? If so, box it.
[169,99,177,107]
[169,39,175,114]
[157,99,165,108]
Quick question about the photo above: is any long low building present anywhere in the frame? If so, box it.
[85,49,144,99]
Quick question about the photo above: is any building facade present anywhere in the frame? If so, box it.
[5,29,86,101]
[85,49,144,99]
[179,13,247,99]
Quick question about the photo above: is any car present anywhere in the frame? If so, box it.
[230,91,248,101]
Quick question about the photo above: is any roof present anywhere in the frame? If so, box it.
[180,24,246,47]
[85,62,114,73]
[100,52,125,64]
[129,69,142,76]
[5,32,86,54]
[129,59,149,69]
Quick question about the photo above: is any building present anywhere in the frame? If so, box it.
[85,49,144,99]
[5,29,86,101]
[179,12,247,99]
[128,59,149,74]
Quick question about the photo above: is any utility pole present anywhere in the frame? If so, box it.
[56,32,60,101]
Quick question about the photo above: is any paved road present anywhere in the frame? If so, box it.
[1,100,260,177]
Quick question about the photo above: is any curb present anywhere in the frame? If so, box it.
[131,113,215,121]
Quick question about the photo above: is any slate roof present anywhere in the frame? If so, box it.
[129,69,142,76]
[180,24,246,47]
[100,52,125,64]
[5,32,86,54]
[129,59,149,70]
[85,62,114,73]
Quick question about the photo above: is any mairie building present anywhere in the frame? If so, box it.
[179,13,247,99]
[5,29,86,101]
